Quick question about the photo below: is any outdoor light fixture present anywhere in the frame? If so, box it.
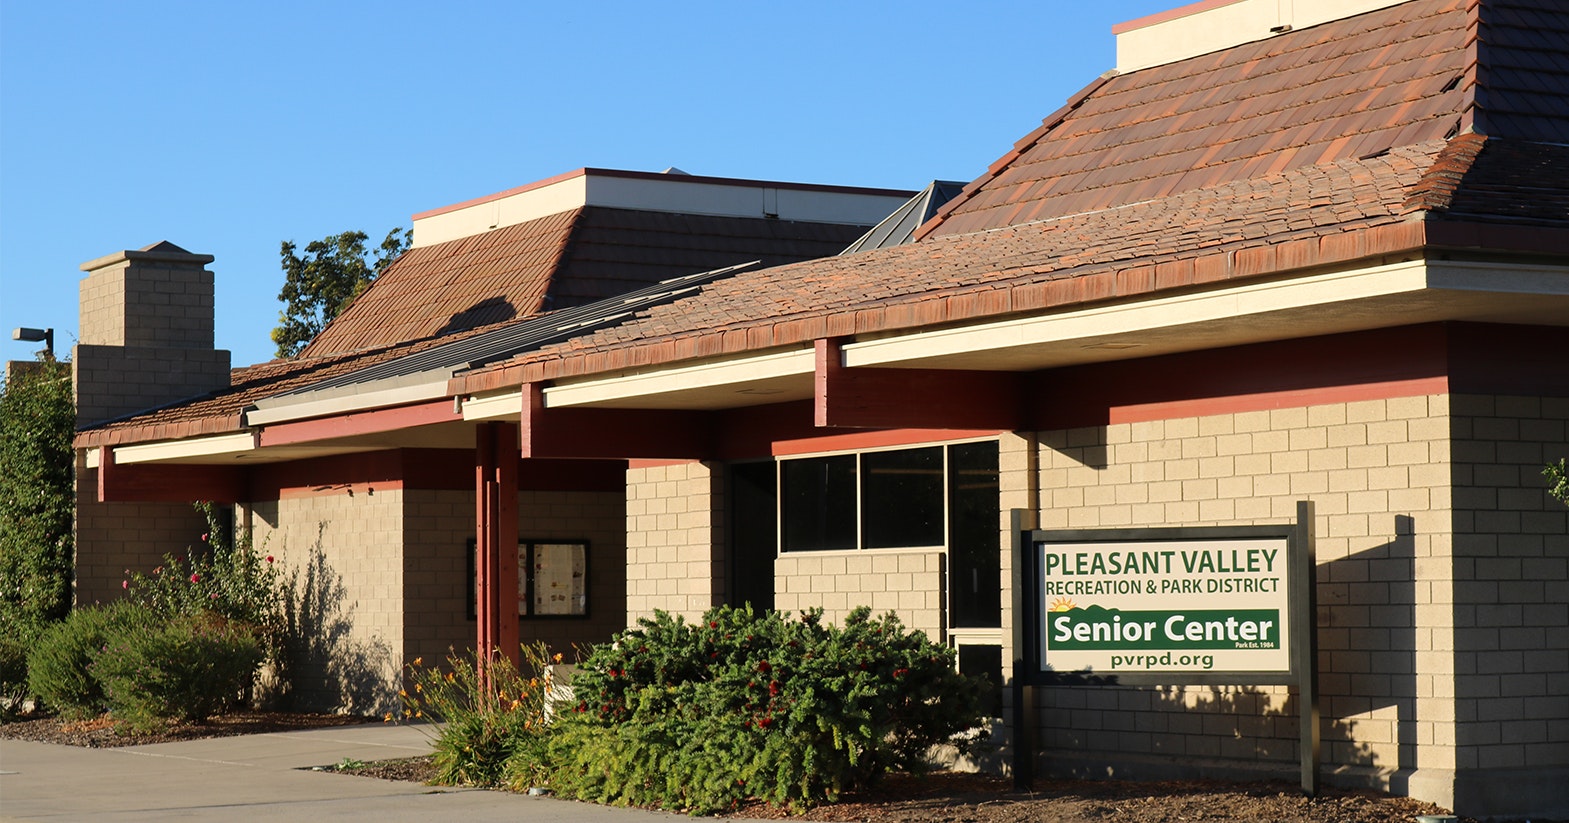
[11,327,54,357]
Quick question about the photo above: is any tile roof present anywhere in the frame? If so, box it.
[452,140,1455,392]
[76,326,502,447]
[920,0,1477,239]
[79,0,1569,447]
[301,208,869,358]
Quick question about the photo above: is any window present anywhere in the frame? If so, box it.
[467,539,590,619]
[777,440,1001,629]
[779,442,996,556]
[780,454,857,551]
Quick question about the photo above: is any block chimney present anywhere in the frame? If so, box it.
[73,241,232,427]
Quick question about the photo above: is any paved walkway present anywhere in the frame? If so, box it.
[0,723,727,822]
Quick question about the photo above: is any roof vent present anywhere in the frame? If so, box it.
[1269,24,1292,33]
[661,167,692,175]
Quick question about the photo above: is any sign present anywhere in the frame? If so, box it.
[1010,504,1319,796]
[1039,537,1291,675]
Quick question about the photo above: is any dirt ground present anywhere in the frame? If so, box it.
[0,713,1518,822]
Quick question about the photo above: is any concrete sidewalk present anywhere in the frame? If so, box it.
[0,723,713,822]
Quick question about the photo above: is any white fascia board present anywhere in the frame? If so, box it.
[543,348,816,408]
[113,432,258,465]
[842,259,1569,369]
[245,379,450,427]
[462,390,524,422]
[842,259,1436,368]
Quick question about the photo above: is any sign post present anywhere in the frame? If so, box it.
[1013,502,1317,795]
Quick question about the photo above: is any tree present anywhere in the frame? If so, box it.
[0,354,75,635]
[271,228,410,358]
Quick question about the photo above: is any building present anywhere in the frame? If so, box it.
[71,0,1567,816]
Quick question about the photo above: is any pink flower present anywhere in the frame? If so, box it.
[190,573,201,583]
[209,593,219,600]
[121,580,129,590]
[201,533,209,542]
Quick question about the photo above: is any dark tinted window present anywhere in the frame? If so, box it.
[948,441,1000,627]
[780,455,856,551]
[862,447,943,549]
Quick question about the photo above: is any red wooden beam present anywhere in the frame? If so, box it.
[96,449,245,504]
[520,383,716,460]
[257,399,461,448]
[475,422,520,670]
[814,338,1026,430]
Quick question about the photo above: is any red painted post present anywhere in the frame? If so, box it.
[475,422,521,687]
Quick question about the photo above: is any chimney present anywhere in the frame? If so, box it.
[73,241,232,427]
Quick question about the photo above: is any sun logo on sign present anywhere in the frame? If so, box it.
[1049,597,1077,612]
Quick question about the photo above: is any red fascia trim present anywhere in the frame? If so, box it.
[1103,377,1451,425]
[257,399,461,448]
[1112,0,1248,35]
[412,168,589,220]
[1031,325,1455,430]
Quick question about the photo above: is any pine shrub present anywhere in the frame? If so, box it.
[546,605,987,813]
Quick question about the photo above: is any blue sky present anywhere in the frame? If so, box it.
[2,1,1174,369]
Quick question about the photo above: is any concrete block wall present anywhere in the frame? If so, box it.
[1022,395,1458,801]
[249,491,405,714]
[74,245,230,428]
[78,246,217,350]
[72,464,207,607]
[402,488,628,667]
[72,344,232,426]
[774,549,945,637]
[1447,394,1569,816]
[517,489,628,660]
[625,461,725,624]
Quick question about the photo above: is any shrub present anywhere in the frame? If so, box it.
[26,602,150,720]
[546,605,987,813]
[125,504,284,646]
[397,643,557,788]
[0,355,75,634]
[0,623,38,718]
[92,612,262,732]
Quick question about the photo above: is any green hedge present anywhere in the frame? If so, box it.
[538,606,987,813]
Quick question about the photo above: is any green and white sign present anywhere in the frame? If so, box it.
[1038,538,1293,674]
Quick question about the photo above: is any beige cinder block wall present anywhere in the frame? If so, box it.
[73,463,210,607]
[1018,395,1462,806]
[402,488,627,666]
[775,550,945,638]
[249,491,406,714]
[626,462,725,624]
[73,243,229,610]
[1447,394,1569,817]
